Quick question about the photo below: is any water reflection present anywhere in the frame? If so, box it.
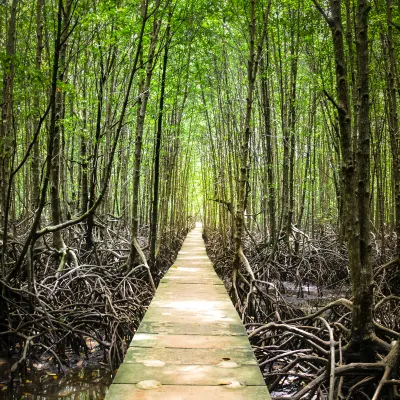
[0,362,111,400]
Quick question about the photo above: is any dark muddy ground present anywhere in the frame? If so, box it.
[0,341,112,400]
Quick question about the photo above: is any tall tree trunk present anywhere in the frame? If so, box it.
[32,0,44,211]
[315,0,376,359]
[286,8,300,248]
[260,49,276,247]
[80,55,89,215]
[345,0,358,158]
[8,0,64,284]
[150,23,170,266]
[50,0,72,251]
[129,0,162,267]
[86,63,106,249]
[297,91,315,231]
[233,0,269,297]
[352,0,374,358]
[1,0,18,278]
[386,0,400,257]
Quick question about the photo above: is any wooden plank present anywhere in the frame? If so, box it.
[136,321,247,336]
[123,347,258,365]
[107,384,269,400]
[113,363,265,386]
[129,333,250,349]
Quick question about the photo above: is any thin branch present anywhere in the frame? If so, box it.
[311,0,333,27]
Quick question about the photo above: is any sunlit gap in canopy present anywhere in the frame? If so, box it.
[186,137,204,224]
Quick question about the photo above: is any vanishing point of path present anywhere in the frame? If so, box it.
[105,223,271,399]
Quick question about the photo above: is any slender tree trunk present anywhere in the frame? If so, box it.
[386,0,400,257]
[32,0,44,211]
[50,0,72,251]
[287,9,300,247]
[233,0,263,292]
[260,50,276,246]
[86,64,106,249]
[81,56,89,215]
[0,0,18,278]
[345,0,358,158]
[9,0,64,284]
[297,91,315,230]
[129,0,162,267]
[150,24,170,266]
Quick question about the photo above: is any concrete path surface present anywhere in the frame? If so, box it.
[105,223,271,399]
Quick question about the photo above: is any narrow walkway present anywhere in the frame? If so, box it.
[106,223,271,399]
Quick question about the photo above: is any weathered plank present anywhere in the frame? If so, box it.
[105,223,271,399]
[107,384,268,400]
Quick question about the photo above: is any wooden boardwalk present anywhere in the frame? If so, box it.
[106,223,271,399]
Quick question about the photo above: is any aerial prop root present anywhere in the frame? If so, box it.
[1,260,152,382]
[248,298,400,399]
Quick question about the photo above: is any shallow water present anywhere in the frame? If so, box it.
[281,280,347,307]
[0,360,111,400]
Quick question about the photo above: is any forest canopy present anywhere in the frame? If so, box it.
[1,0,400,398]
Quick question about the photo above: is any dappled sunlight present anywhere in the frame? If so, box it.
[161,300,231,311]
[133,334,152,341]
[177,251,206,255]
[168,266,201,272]
[177,255,209,259]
